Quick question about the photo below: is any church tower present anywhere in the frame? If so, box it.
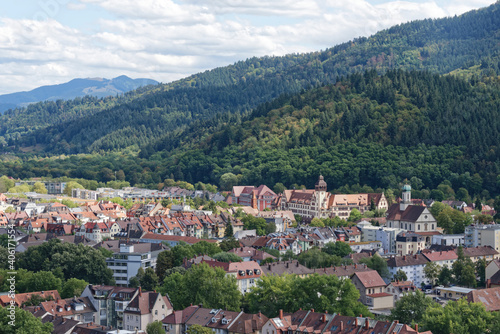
[400,183,412,211]
[315,175,328,217]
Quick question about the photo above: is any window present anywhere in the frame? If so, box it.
[155,310,158,315]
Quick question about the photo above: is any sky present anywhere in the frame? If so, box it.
[0,0,495,95]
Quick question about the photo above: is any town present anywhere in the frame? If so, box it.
[1,175,499,334]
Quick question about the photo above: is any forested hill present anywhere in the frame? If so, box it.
[4,1,500,154]
[151,70,500,197]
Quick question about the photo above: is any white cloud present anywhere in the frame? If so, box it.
[0,0,496,94]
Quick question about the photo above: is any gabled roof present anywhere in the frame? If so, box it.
[260,260,314,276]
[0,290,61,307]
[422,250,458,262]
[461,246,499,258]
[386,204,427,222]
[467,287,500,311]
[227,312,268,334]
[125,291,172,315]
[387,254,429,268]
[352,270,386,288]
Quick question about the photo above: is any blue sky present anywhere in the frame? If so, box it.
[0,0,495,94]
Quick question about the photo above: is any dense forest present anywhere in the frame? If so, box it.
[0,3,499,200]
[2,2,500,154]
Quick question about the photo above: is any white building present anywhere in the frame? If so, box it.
[387,254,430,287]
[465,224,500,252]
[106,243,165,286]
[432,234,465,246]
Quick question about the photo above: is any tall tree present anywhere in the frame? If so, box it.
[160,263,241,311]
[389,290,436,326]
[422,299,494,334]
[0,307,53,334]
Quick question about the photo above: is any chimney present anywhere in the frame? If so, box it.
[403,255,406,261]
[311,309,314,313]
[322,315,326,323]
[139,286,142,296]
[340,321,344,331]
[487,279,491,288]
[415,324,418,332]
[365,318,369,329]
[279,309,283,320]
[414,254,418,259]
[355,264,357,269]
[355,318,358,326]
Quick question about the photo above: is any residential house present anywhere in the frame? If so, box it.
[231,185,278,211]
[432,234,465,246]
[351,271,394,310]
[139,232,218,247]
[123,290,173,332]
[422,250,458,270]
[227,311,267,334]
[76,222,112,242]
[202,260,262,294]
[260,260,314,278]
[0,290,61,307]
[464,224,500,251]
[162,305,199,334]
[81,285,139,329]
[396,232,426,256]
[312,263,372,279]
[329,192,388,220]
[106,242,166,286]
[460,246,499,263]
[387,254,430,287]
[385,281,418,302]
[466,287,500,312]
[40,297,96,324]
[486,259,500,285]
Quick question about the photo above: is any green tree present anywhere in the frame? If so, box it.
[219,238,240,252]
[191,241,222,257]
[212,252,243,262]
[0,306,53,334]
[422,298,494,334]
[241,215,268,236]
[24,271,62,293]
[273,183,286,194]
[160,263,241,311]
[186,324,212,334]
[429,201,446,217]
[438,266,453,286]
[309,218,325,227]
[224,223,234,238]
[348,208,362,222]
[389,290,436,326]
[424,262,441,286]
[475,258,486,287]
[63,181,84,196]
[360,255,390,280]
[452,246,476,287]
[60,278,88,299]
[146,320,166,334]
[298,247,342,269]
[219,173,239,191]
[17,239,114,285]
[244,273,371,318]
[140,267,159,291]
[33,182,48,194]
[156,250,175,281]
[394,269,408,281]
[322,241,353,258]
[0,175,15,193]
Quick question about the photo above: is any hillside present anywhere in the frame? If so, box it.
[0,75,158,113]
[148,70,500,197]
[1,70,498,200]
[3,2,500,154]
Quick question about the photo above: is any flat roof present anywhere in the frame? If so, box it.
[437,286,475,294]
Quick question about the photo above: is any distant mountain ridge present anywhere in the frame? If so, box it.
[0,75,158,113]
